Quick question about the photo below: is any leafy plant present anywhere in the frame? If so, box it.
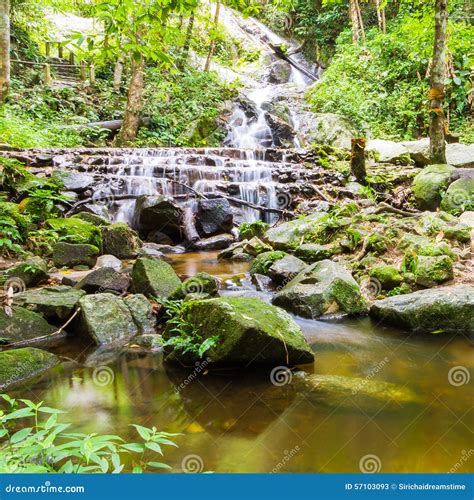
[0,395,179,473]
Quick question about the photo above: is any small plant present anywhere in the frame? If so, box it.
[0,395,180,473]
[238,220,269,240]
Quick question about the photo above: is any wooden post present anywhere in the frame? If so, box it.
[80,60,86,81]
[89,63,96,84]
[45,41,51,57]
[43,63,52,86]
[69,51,75,65]
[351,138,367,185]
[57,42,63,59]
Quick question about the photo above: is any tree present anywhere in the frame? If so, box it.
[349,0,365,43]
[204,0,221,71]
[0,0,10,102]
[429,0,448,163]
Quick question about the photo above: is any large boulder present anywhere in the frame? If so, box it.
[131,257,181,299]
[52,170,94,192]
[196,198,233,237]
[250,251,287,275]
[267,255,307,285]
[4,256,48,287]
[164,297,314,366]
[296,112,355,150]
[446,143,474,168]
[170,272,220,300]
[295,243,338,263]
[440,178,474,214]
[402,138,430,166]
[264,213,325,250]
[370,285,474,334]
[15,285,85,320]
[412,164,456,210]
[133,195,183,241]
[193,234,234,251]
[78,293,138,344]
[124,294,156,335]
[412,255,454,287]
[75,267,130,294]
[52,242,99,268]
[0,348,59,390]
[102,223,141,259]
[272,260,368,318]
[267,60,292,84]
[367,139,411,165]
[0,307,57,344]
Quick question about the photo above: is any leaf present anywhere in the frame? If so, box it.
[10,427,32,444]
[131,424,151,441]
[4,407,35,420]
[121,443,145,453]
[145,442,163,455]
[147,461,171,469]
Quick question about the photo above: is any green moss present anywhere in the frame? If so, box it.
[4,256,48,287]
[132,257,181,299]
[412,255,454,287]
[52,242,99,268]
[102,223,140,259]
[71,212,111,226]
[441,178,474,215]
[250,251,287,275]
[238,220,269,240]
[47,218,103,249]
[369,265,403,290]
[412,164,455,210]
[170,272,219,300]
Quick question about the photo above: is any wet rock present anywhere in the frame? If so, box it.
[272,260,368,319]
[251,273,275,291]
[398,234,455,260]
[412,255,454,287]
[370,285,474,334]
[0,348,60,390]
[134,195,183,241]
[267,60,292,84]
[75,267,130,294]
[143,244,186,254]
[78,293,138,344]
[268,255,306,285]
[124,294,156,334]
[367,139,411,165]
[53,170,94,192]
[3,256,48,287]
[164,297,314,366]
[295,243,338,263]
[265,113,295,147]
[446,143,474,168]
[79,203,110,221]
[102,223,141,259]
[146,230,174,245]
[15,285,85,320]
[170,272,220,300]
[95,254,122,272]
[131,334,163,350]
[131,257,181,299]
[250,250,287,274]
[193,234,234,251]
[369,265,403,291]
[242,237,272,256]
[440,178,474,214]
[412,164,456,210]
[137,242,165,259]
[217,240,253,261]
[264,213,325,250]
[0,307,57,344]
[52,242,99,268]
[196,198,233,237]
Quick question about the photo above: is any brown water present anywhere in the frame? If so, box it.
[11,252,474,473]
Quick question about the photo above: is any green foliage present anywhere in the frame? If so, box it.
[0,395,179,473]
[46,218,103,249]
[238,220,269,240]
[0,202,29,257]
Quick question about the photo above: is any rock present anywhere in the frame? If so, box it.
[295,243,338,263]
[142,244,186,254]
[53,170,94,192]
[137,242,165,259]
[265,113,295,147]
[131,334,163,350]
[71,212,110,226]
[446,143,474,168]
[15,285,85,320]
[52,242,99,268]
[95,254,122,272]
[4,256,48,287]
[267,255,306,285]
[196,198,233,237]
[78,293,138,344]
[267,59,291,84]
[102,223,141,259]
[264,213,325,250]
[398,234,455,260]
[193,234,234,251]
[251,273,275,291]
[296,112,355,150]
[164,297,314,366]
[367,139,411,165]
[47,218,102,248]
[411,255,454,287]
[146,230,174,245]
[170,272,220,300]
[124,294,156,335]
[0,307,57,344]
[133,195,183,240]
[79,203,110,220]
[238,221,269,240]
[440,178,474,214]
[242,237,273,256]
[416,212,471,243]
[459,211,474,228]
[131,257,181,299]
[369,265,403,291]
[272,260,368,319]
[250,251,287,275]
[412,164,456,210]
[0,348,59,390]
[292,373,422,413]
[75,267,130,294]
[370,285,474,334]
[401,138,430,166]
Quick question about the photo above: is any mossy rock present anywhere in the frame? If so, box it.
[404,254,454,288]
[131,257,181,299]
[369,265,403,291]
[242,237,273,256]
[268,255,307,285]
[295,243,339,263]
[412,164,455,210]
[0,347,60,390]
[3,256,48,287]
[78,293,138,345]
[370,285,474,334]
[47,218,103,249]
[164,297,314,367]
[264,213,326,250]
[71,212,110,226]
[14,285,86,320]
[440,178,474,214]
[0,307,57,344]
[102,223,141,259]
[417,212,471,243]
[398,234,455,260]
[124,294,157,335]
[238,221,269,240]
[170,272,220,301]
[52,242,99,268]
[250,251,287,275]
[75,267,130,294]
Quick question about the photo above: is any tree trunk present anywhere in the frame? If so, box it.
[113,57,124,91]
[0,0,10,102]
[429,0,448,164]
[117,55,145,145]
[182,12,195,58]
[349,0,364,43]
[374,0,386,33]
[351,138,367,185]
[204,0,221,72]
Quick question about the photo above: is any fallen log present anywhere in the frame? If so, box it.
[63,117,151,133]
[182,202,201,244]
